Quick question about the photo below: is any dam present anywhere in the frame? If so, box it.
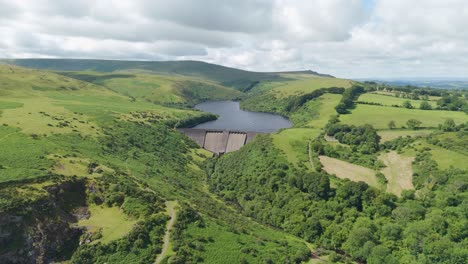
[178,128,262,154]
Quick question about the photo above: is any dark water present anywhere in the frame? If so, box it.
[193,100,292,132]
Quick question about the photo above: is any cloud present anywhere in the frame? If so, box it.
[272,0,368,41]
[0,0,467,77]
[141,0,274,33]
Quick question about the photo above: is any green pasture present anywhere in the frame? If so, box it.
[291,93,342,128]
[272,128,321,168]
[377,129,434,142]
[358,93,438,108]
[273,77,352,98]
[340,104,467,129]
[406,140,468,170]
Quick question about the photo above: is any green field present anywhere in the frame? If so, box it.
[273,77,352,97]
[272,128,321,168]
[340,104,467,129]
[377,129,434,142]
[78,205,137,244]
[406,140,468,170]
[96,73,242,105]
[359,93,438,108]
[291,93,342,128]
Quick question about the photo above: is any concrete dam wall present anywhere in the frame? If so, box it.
[178,128,261,154]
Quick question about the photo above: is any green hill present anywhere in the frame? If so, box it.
[1,58,332,91]
[0,64,313,263]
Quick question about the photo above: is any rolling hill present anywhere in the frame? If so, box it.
[0,58,333,91]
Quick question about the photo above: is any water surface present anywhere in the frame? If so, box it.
[193,100,291,132]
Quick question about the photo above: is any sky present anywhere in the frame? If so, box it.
[0,0,467,78]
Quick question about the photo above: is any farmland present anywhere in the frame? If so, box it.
[378,151,414,196]
[340,104,467,129]
[319,155,380,188]
[358,92,438,108]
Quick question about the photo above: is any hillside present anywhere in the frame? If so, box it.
[0,64,316,263]
[0,58,332,91]
[211,80,467,263]
[0,61,467,264]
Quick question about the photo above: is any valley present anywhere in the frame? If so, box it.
[0,59,467,264]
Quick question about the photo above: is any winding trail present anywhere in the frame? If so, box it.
[155,201,178,264]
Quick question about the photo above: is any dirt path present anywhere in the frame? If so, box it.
[155,201,178,264]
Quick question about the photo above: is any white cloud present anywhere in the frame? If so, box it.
[0,0,467,77]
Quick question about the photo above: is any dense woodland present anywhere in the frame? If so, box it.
[208,131,468,264]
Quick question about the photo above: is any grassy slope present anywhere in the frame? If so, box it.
[405,140,468,170]
[3,58,332,91]
[272,128,321,169]
[59,71,242,105]
[290,93,342,128]
[359,93,438,107]
[273,77,352,98]
[78,205,137,244]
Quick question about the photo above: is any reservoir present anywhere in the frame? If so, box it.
[192,100,292,133]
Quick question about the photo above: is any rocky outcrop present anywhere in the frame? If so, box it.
[0,179,86,264]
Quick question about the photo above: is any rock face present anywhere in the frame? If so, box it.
[0,179,86,264]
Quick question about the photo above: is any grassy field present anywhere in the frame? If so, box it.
[359,93,438,108]
[319,156,380,188]
[405,140,468,170]
[0,65,208,184]
[340,104,468,129]
[272,128,321,168]
[377,129,434,142]
[97,73,242,104]
[273,77,352,98]
[379,151,414,196]
[374,90,441,101]
[78,205,137,244]
[291,93,342,128]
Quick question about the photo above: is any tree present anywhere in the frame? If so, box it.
[388,120,396,130]
[419,101,432,110]
[402,100,413,109]
[439,118,456,131]
[407,119,422,130]
[368,245,398,264]
[344,227,376,261]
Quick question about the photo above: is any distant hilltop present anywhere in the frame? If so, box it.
[0,58,334,91]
